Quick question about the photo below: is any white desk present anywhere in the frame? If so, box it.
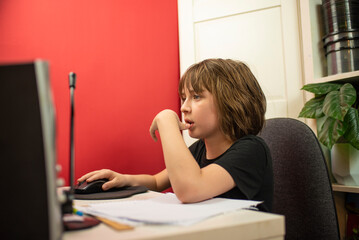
[64,191,285,240]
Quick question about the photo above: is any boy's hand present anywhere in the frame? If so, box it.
[77,169,129,191]
[149,109,190,141]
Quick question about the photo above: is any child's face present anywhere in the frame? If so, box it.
[181,87,221,141]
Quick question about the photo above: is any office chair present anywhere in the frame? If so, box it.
[259,118,340,240]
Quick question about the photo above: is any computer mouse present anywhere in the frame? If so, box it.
[74,178,109,194]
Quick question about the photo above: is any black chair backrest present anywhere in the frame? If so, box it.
[259,118,339,240]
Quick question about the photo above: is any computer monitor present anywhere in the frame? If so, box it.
[0,60,62,239]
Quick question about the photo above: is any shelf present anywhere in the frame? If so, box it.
[332,184,359,194]
[315,70,359,84]
[299,0,359,86]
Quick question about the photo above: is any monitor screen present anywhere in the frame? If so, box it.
[0,60,62,239]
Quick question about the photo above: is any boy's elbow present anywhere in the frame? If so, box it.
[176,193,192,203]
[174,187,202,203]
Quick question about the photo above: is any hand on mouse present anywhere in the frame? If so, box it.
[77,169,129,191]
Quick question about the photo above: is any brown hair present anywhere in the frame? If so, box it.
[179,58,266,141]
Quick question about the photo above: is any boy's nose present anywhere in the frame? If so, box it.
[181,100,191,113]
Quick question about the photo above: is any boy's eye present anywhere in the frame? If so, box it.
[193,94,200,100]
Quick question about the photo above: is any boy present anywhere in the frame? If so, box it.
[78,59,273,212]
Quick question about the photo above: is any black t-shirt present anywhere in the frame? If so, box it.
[189,135,273,212]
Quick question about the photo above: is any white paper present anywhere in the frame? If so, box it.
[76,193,261,225]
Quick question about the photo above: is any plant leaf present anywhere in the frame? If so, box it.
[343,107,359,150]
[301,82,342,94]
[322,83,356,121]
[318,116,346,149]
[298,96,325,118]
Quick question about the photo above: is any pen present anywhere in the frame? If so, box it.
[95,216,134,231]
[73,208,84,216]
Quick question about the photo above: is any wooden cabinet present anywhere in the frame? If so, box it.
[333,185,359,240]
[299,0,359,84]
[299,0,359,239]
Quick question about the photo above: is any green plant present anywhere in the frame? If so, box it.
[351,227,359,240]
[298,82,359,150]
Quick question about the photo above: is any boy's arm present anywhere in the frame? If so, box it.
[150,110,235,203]
[77,169,170,192]
[124,169,170,192]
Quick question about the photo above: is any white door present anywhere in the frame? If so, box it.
[178,0,304,145]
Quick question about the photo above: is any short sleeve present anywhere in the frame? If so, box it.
[214,136,269,199]
[189,140,205,165]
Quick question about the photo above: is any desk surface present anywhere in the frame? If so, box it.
[64,191,285,240]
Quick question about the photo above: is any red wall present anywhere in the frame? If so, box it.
[0,0,180,185]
